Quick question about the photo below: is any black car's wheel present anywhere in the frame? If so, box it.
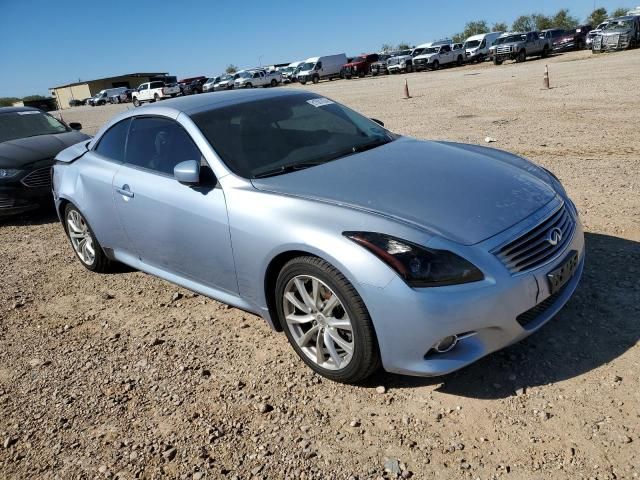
[516,50,527,62]
[276,256,381,383]
[64,204,112,273]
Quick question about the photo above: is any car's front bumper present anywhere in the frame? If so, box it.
[359,214,585,377]
[0,184,52,216]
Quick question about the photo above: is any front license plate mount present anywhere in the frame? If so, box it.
[547,250,579,295]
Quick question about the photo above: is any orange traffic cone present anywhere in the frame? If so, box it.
[543,65,550,89]
[403,79,411,99]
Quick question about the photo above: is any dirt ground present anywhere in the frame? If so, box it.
[1,49,639,479]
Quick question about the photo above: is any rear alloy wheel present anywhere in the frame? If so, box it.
[276,256,380,383]
[64,204,111,272]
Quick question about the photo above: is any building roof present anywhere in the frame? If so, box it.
[51,73,168,89]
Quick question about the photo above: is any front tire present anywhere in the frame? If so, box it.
[270,79,277,87]
[516,50,527,63]
[312,75,319,84]
[541,45,549,58]
[431,60,440,70]
[275,256,380,383]
[456,55,463,66]
[153,93,160,102]
[133,97,140,107]
[64,204,112,273]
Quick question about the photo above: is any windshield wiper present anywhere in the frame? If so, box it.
[253,161,327,179]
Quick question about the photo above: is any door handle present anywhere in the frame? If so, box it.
[115,184,134,198]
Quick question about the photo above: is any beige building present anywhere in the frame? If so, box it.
[50,72,168,109]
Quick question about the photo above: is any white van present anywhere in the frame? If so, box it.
[281,60,305,83]
[297,54,348,84]
[89,87,128,106]
[464,32,504,62]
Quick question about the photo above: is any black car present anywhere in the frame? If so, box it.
[181,78,207,95]
[0,107,90,216]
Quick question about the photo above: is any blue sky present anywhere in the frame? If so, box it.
[0,0,628,97]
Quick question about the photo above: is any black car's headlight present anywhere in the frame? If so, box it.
[0,168,22,180]
[344,232,484,287]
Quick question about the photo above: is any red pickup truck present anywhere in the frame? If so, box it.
[341,53,379,79]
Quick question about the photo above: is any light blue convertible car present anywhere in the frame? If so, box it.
[53,90,584,383]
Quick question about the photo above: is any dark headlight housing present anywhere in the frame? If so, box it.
[344,232,484,288]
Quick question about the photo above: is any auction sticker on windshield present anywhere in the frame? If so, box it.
[307,98,334,108]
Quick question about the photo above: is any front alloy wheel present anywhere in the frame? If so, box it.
[276,256,380,383]
[64,204,111,272]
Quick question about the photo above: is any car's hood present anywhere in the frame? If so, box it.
[251,138,556,245]
[602,29,631,35]
[0,131,90,168]
[415,53,436,60]
[344,61,366,67]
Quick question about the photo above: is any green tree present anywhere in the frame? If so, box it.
[587,7,608,25]
[532,13,553,30]
[22,95,48,101]
[492,22,508,32]
[611,7,629,17]
[452,33,464,43]
[225,64,238,74]
[512,15,536,32]
[381,43,394,52]
[462,20,490,38]
[397,42,411,50]
[0,97,21,107]
[552,9,579,29]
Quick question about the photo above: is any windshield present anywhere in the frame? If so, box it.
[0,111,68,143]
[465,40,481,48]
[237,71,253,79]
[301,62,316,71]
[192,93,396,179]
[496,34,526,44]
[605,20,632,30]
[423,47,439,54]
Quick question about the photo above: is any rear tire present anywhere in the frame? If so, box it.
[275,256,381,384]
[64,204,112,273]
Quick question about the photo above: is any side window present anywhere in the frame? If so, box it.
[442,45,450,53]
[315,62,322,70]
[125,117,202,177]
[480,39,486,48]
[139,84,148,91]
[94,118,131,162]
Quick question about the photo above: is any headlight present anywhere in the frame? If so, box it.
[344,232,484,287]
[0,169,21,179]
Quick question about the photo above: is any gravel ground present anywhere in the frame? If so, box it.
[1,49,639,479]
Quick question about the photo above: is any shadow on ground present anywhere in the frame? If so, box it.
[0,206,58,227]
[366,232,640,398]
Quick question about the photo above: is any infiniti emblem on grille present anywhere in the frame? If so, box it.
[547,227,563,246]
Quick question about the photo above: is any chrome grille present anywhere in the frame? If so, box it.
[21,167,52,188]
[496,45,512,54]
[604,34,620,45]
[494,203,575,274]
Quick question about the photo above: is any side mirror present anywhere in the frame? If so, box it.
[174,160,200,185]
[371,118,384,127]
[69,122,82,130]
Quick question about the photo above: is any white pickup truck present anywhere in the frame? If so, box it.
[413,43,465,70]
[234,69,283,88]
[132,81,180,107]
